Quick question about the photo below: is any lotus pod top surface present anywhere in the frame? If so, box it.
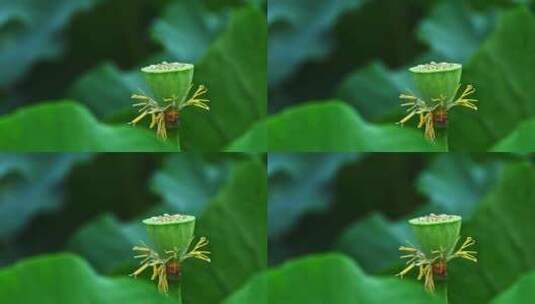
[409,62,462,103]
[409,213,461,256]
[143,213,196,256]
[141,62,194,104]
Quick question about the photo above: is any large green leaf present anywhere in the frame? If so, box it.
[67,214,148,274]
[268,0,367,85]
[150,0,227,63]
[0,101,175,151]
[225,122,267,152]
[268,153,357,238]
[335,213,414,274]
[448,162,535,303]
[67,63,147,120]
[182,159,267,304]
[0,0,102,87]
[0,154,90,239]
[179,7,267,151]
[417,0,496,63]
[491,118,535,151]
[449,7,535,151]
[236,101,438,151]
[335,62,412,121]
[150,154,228,216]
[491,271,535,303]
[225,254,440,303]
[0,254,174,303]
[222,273,267,304]
[416,154,500,217]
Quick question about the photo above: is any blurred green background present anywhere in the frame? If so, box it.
[0,153,267,303]
[0,0,266,151]
[268,0,528,110]
[266,153,535,303]
[267,0,535,151]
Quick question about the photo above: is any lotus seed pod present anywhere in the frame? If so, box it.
[143,214,195,256]
[409,214,461,256]
[141,62,194,104]
[409,62,462,103]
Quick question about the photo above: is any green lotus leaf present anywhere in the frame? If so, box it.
[224,254,441,303]
[0,101,175,152]
[0,254,174,304]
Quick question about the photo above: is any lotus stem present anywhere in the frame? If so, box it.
[436,279,448,304]
[435,127,448,152]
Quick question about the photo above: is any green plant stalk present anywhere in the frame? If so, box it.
[168,129,181,151]
[436,279,448,304]
[176,280,183,304]
[434,127,448,152]
[166,279,183,303]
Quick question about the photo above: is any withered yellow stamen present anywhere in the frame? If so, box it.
[130,237,211,294]
[397,236,477,293]
[129,84,210,140]
[398,84,478,142]
[181,237,212,262]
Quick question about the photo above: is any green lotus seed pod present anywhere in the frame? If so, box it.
[141,62,194,103]
[409,62,462,103]
[409,214,461,256]
[143,214,195,256]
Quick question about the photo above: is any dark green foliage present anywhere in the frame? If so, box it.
[0,153,266,304]
[264,0,535,152]
[269,153,535,303]
[0,0,266,151]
